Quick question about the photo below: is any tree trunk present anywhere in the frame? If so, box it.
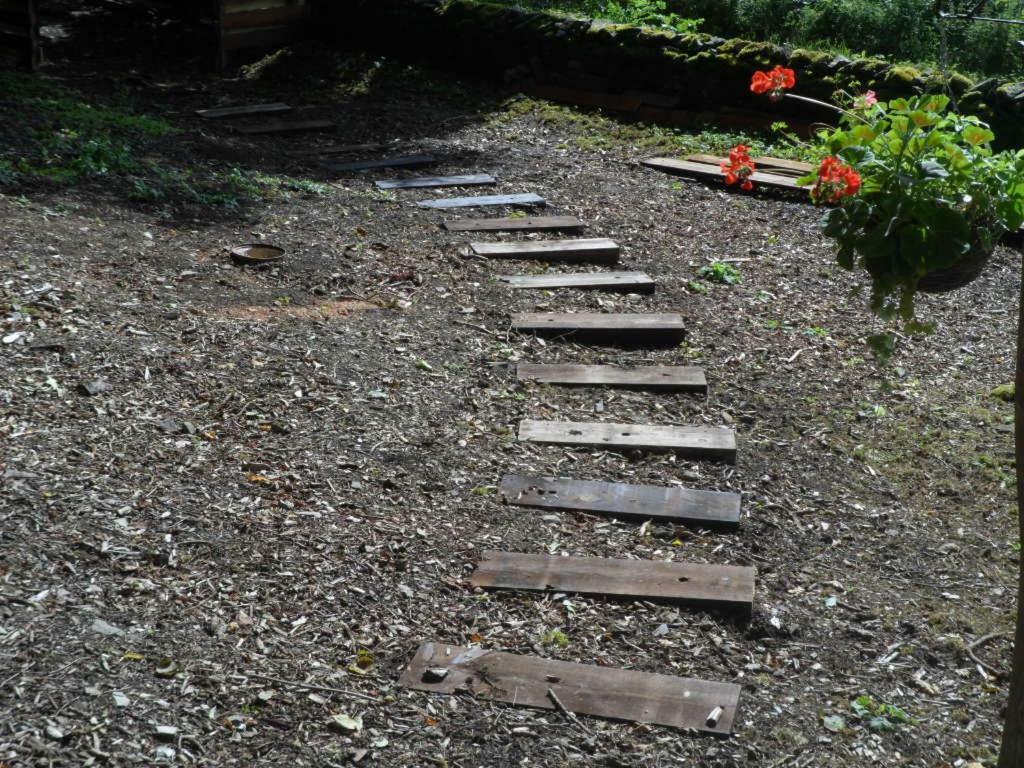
[998,266,1024,767]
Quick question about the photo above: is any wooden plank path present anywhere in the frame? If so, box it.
[376,174,495,190]
[473,238,620,264]
[471,551,754,613]
[444,216,586,233]
[511,312,685,345]
[419,193,546,209]
[641,157,801,192]
[400,642,741,735]
[324,154,436,173]
[516,363,704,391]
[235,119,336,135]
[518,419,736,463]
[500,473,741,529]
[499,272,654,293]
[196,102,291,119]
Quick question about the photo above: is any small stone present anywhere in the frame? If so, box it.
[90,619,125,637]
[112,691,131,708]
[78,378,112,396]
[45,725,65,741]
[653,623,670,637]
[329,713,363,733]
[154,725,178,741]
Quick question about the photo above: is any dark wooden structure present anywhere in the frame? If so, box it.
[0,0,37,69]
[1,0,322,70]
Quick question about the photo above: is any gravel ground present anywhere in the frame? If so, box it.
[1,18,1021,767]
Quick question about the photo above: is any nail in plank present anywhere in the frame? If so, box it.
[516,363,704,391]
[376,174,496,190]
[418,193,546,209]
[512,312,685,345]
[444,216,586,233]
[470,551,754,614]
[517,419,736,463]
[500,473,741,529]
[400,642,741,735]
[196,102,291,119]
[324,154,436,173]
[472,238,619,264]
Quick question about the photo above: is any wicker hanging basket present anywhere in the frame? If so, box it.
[916,226,1002,294]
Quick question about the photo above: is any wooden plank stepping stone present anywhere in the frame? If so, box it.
[376,174,495,190]
[444,216,585,233]
[196,102,291,119]
[641,157,800,192]
[470,551,755,614]
[518,419,736,463]
[517,363,704,391]
[511,313,685,345]
[324,154,436,173]
[472,238,619,264]
[418,193,546,209]
[500,272,653,292]
[400,641,741,735]
[235,119,336,135]
[500,473,741,529]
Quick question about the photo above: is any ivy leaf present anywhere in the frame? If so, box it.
[918,159,948,179]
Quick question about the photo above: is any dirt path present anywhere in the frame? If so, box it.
[0,51,1020,767]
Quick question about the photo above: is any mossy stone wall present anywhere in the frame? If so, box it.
[333,0,1024,147]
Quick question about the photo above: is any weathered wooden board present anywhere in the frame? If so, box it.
[196,103,292,119]
[516,363,704,391]
[500,473,741,528]
[471,551,755,613]
[511,313,685,345]
[376,174,495,190]
[641,157,800,191]
[444,216,586,233]
[686,153,812,178]
[418,193,546,209]
[518,420,736,463]
[472,238,620,264]
[500,272,654,293]
[235,119,336,135]
[400,642,741,735]
[324,154,436,172]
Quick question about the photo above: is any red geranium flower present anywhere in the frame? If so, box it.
[811,156,861,204]
[721,144,756,191]
[751,66,796,102]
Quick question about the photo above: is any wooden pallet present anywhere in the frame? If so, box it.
[444,216,586,233]
[471,551,755,613]
[518,420,736,462]
[499,272,654,293]
[500,473,742,529]
[511,313,685,345]
[641,157,801,192]
[419,193,546,210]
[473,239,620,264]
[516,363,704,391]
[400,642,741,735]
[686,153,812,178]
[376,174,495,190]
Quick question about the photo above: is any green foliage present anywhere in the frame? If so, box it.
[698,261,743,284]
[805,93,1024,340]
[850,695,913,732]
[543,629,570,648]
[483,0,702,33]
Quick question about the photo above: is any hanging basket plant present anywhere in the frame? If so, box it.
[727,67,1024,355]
